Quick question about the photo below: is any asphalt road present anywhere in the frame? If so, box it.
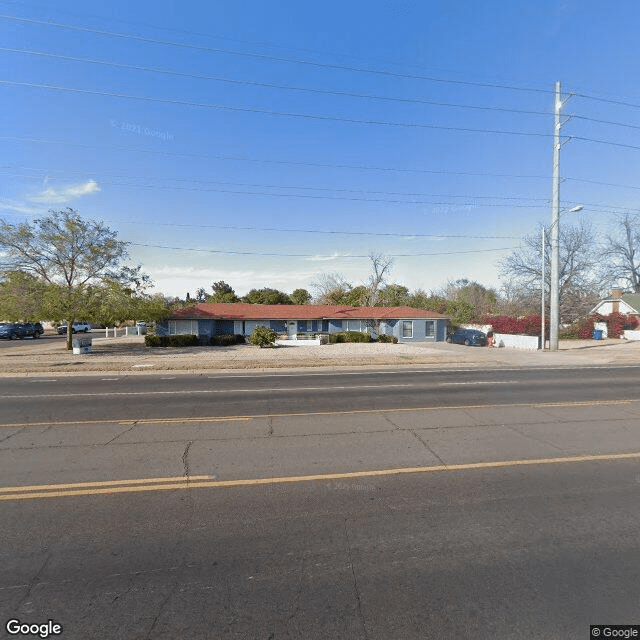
[2,365,640,638]
[2,365,640,424]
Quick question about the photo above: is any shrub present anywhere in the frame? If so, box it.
[376,334,398,343]
[480,315,545,336]
[248,326,279,348]
[145,334,200,347]
[328,331,372,343]
[209,334,245,346]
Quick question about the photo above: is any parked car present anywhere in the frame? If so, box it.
[0,322,27,340]
[57,321,92,334]
[17,322,44,338]
[447,328,487,346]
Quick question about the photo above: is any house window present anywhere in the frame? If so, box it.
[425,320,435,337]
[346,320,361,332]
[307,320,313,331]
[402,321,413,338]
[169,320,198,335]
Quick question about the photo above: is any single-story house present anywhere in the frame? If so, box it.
[591,288,640,317]
[158,303,450,343]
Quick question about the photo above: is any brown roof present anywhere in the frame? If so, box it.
[170,303,448,320]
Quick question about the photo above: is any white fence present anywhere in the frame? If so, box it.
[623,330,640,341]
[493,333,540,350]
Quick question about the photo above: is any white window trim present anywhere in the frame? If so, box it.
[425,320,435,337]
[402,320,413,338]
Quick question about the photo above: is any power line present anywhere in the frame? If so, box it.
[0,80,552,137]
[0,145,551,179]
[0,167,548,204]
[572,136,640,152]
[573,91,640,111]
[0,1,539,88]
[0,13,553,95]
[572,114,640,131]
[565,176,640,191]
[0,47,551,117]
[130,242,518,258]
[7,50,640,132]
[101,218,520,240]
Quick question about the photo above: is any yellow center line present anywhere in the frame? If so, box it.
[0,399,634,429]
[0,475,214,493]
[2,451,640,501]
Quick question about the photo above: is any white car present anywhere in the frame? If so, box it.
[57,321,92,334]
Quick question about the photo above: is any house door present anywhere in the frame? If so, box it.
[287,321,297,339]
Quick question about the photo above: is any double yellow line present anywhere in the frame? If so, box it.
[4,451,640,501]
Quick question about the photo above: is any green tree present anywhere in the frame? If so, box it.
[290,288,311,305]
[242,288,291,305]
[376,284,409,307]
[94,280,169,326]
[0,271,51,321]
[0,208,150,349]
[210,281,239,303]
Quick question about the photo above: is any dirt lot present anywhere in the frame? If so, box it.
[2,332,640,375]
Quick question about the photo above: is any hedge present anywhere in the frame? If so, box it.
[209,334,245,346]
[376,334,398,343]
[328,331,372,343]
[145,334,200,347]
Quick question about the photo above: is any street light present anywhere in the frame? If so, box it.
[543,204,583,350]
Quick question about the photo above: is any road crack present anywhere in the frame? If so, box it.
[507,424,566,451]
[182,440,193,479]
[344,519,369,640]
[383,414,447,467]
[104,423,136,445]
[15,552,51,610]
[287,552,305,623]
[144,582,178,639]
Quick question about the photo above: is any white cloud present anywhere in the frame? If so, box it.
[0,199,41,216]
[147,265,325,297]
[28,180,101,204]
[305,253,352,262]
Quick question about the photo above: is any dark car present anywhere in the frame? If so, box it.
[447,328,487,346]
[0,322,27,340]
[17,322,45,338]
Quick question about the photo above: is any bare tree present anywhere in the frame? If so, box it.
[499,221,601,323]
[362,253,393,306]
[310,272,353,304]
[603,213,640,293]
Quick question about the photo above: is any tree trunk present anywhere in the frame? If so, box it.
[67,322,73,351]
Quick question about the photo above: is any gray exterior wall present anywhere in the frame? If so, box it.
[390,318,448,343]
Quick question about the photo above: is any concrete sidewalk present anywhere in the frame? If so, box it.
[1,333,640,375]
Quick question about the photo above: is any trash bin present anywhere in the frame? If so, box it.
[72,337,92,354]
[592,329,603,340]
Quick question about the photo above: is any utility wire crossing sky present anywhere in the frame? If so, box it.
[2,1,640,296]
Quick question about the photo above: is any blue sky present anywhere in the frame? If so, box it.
[2,1,640,298]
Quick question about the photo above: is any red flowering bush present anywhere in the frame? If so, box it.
[564,312,638,339]
[480,315,546,336]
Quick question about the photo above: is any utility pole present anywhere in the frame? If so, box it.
[549,81,562,351]
[541,226,546,350]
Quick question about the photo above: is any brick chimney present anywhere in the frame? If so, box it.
[612,288,622,313]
